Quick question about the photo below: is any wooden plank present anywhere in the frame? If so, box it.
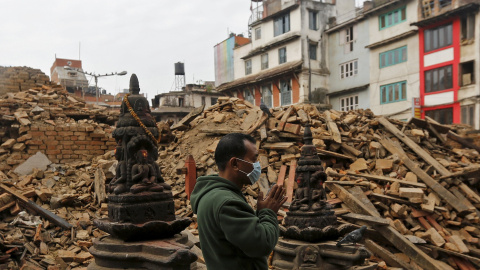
[349,186,380,216]
[420,245,480,268]
[347,172,427,188]
[324,111,341,143]
[378,117,451,176]
[286,160,297,203]
[447,131,480,153]
[246,114,268,135]
[199,129,243,135]
[364,239,416,270]
[439,165,480,180]
[0,200,16,213]
[341,143,362,157]
[279,106,295,131]
[326,182,451,270]
[277,165,287,187]
[262,142,295,150]
[317,149,354,160]
[0,184,72,229]
[171,105,205,130]
[341,213,390,226]
[324,181,370,187]
[379,137,471,216]
[185,155,196,201]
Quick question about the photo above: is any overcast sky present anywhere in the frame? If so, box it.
[0,0,251,101]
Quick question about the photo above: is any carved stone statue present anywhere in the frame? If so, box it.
[272,124,371,270]
[89,74,196,270]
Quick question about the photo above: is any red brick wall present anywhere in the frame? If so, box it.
[23,122,116,164]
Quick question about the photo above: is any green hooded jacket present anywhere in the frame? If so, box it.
[190,174,279,270]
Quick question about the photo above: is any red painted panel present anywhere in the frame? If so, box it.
[419,17,461,123]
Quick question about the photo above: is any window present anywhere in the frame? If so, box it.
[201,96,206,106]
[278,47,287,64]
[424,23,452,52]
[178,97,184,107]
[255,27,261,40]
[340,60,358,78]
[261,54,269,70]
[68,72,77,77]
[380,81,407,104]
[425,107,453,124]
[380,46,407,68]
[460,61,474,86]
[461,104,475,126]
[340,96,358,111]
[244,88,255,105]
[261,85,273,108]
[346,26,354,52]
[309,43,317,60]
[245,59,252,75]
[274,13,290,36]
[280,79,292,106]
[461,14,475,41]
[211,97,218,105]
[379,6,406,30]
[424,65,452,93]
[309,10,318,30]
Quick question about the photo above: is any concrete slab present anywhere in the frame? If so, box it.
[14,151,51,176]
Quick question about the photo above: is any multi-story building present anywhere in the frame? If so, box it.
[326,0,371,112]
[50,58,88,93]
[413,0,479,128]
[215,0,335,108]
[151,82,224,123]
[363,0,420,120]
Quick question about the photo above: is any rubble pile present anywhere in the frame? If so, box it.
[0,89,479,269]
[0,67,51,95]
[157,97,480,269]
[0,78,119,166]
[0,154,114,269]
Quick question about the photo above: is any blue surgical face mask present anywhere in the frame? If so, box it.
[237,158,261,185]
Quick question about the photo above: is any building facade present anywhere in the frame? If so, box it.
[151,82,224,123]
[413,0,480,128]
[215,0,335,108]
[50,58,88,93]
[326,0,371,112]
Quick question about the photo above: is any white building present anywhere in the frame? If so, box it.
[215,0,336,108]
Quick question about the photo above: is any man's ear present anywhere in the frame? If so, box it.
[229,157,238,169]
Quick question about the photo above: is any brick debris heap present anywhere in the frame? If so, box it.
[1,67,480,269]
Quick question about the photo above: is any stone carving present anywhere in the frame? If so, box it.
[89,74,196,270]
[282,124,337,241]
[273,124,372,270]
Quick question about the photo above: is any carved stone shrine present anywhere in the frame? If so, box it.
[272,124,373,270]
[88,74,197,270]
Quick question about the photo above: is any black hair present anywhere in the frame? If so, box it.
[215,133,256,171]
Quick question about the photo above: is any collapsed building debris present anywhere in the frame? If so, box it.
[157,97,480,269]
[0,68,480,269]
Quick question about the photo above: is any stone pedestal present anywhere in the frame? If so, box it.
[272,238,374,270]
[88,232,197,270]
[108,192,175,223]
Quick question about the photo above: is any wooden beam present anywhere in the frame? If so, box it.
[185,155,196,201]
[0,184,72,229]
[378,117,451,176]
[347,172,427,188]
[379,137,471,216]
[286,160,297,203]
[277,165,287,187]
[364,239,416,270]
[324,111,341,144]
[420,245,480,268]
[317,149,354,160]
[439,165,480,180]
[326,182,451,270]
[341,213,390,226]
[262,142,295,150]
[447,131,480,153]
